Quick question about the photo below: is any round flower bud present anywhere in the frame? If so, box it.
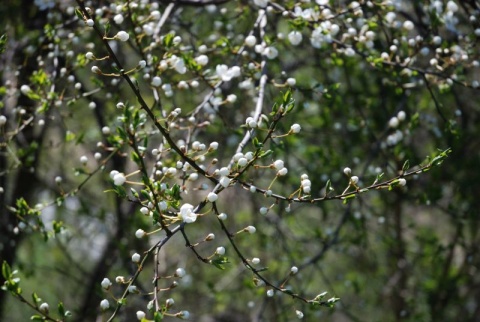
[115,31,130,42]
[290,123,301,133]
[226,94,237,103]
[101,278,112,290]
[389,117,399,128]
[273,160,284,170]
[113,14,124,24]
[113,173,126,186]
[403,20,414,31]
[178,311,190,320]
[237,157,248,167]
[135,229,146,238]
[296,310,304,319]
[131,253,141,263]
[136,311,146,320]
[245,226,256,234]
[151,76,162,87]
[195,55,209,66]
[39,303,49,314]
[207,192,218,202]
[344,167,352,176]
[100,299,110,310]
[215,246,225,255]
[175,267,186,277]
[165,298,174,307]
[245,35,257,47]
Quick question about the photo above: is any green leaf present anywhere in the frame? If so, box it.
[131,151,141,163]
[402,159,410,172]
[30,315,44,321]
[52,221,64,234]
[141,189,152,202]
[104,21,110,35]
[171,184,182,200]
[324,179,334,196]
[74,8,84,20]
[283,289,296,296]
[163,33,174,47]
[31,292,41,305]
[58,302,65,316]
[2,261,12,279]
[342,194,356,204]
[154,311,164,322]
[0,34,7,54]
[429,148,452,167]
[211,257,229,270]
[130,188,139,199]
[65,131,76,142]
[258,150,272,158]
[114,185,127,198]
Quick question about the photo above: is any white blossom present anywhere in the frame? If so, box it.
[179,203,197,223]
[288,31,303,46]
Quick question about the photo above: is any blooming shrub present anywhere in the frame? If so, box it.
[1,0,479,321]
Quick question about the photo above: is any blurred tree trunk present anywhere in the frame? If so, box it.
[0,0,47,317]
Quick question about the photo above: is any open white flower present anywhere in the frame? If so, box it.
[179,203,197,223]
[288,31,303,46]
